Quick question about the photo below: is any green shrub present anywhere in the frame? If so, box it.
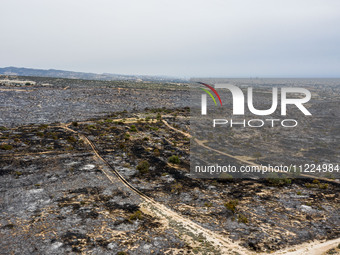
[252,151,262,159]
[116,251,128,255]
[38,124,48,130]
[154,148,160,157]
[0,144,13,150]
[313,179,320,184]
[267,173,291,186]
[219,173,233,180]
[171,182,183,194]
[238,213,249,224]
[128,210,143,221]
[168,155,180,164]
[37,132,44,137]
[137,160,149,174]
[319,183,329,189]
[224,200,238,213]
[305,183,313,188]
[86,125,96,130]
[67,136,77,143]
[129,125,137,132]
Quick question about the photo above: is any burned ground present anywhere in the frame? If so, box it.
[1,107,339,254]
[1,77,339,254]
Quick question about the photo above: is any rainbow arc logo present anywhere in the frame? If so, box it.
[198,82,223,107]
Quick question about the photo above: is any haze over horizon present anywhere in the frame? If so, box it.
[1,0,339,78]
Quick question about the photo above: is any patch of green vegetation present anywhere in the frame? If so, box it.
[153,148,160,157]
[129,125,137,132]
[72,121,78,127]
[38,124,49,130]
[204,202,212,208]
[0,144,13,150]
[0,126,7,131]
[128,210,143,221]
[224,200,238,214]
[67,136,77,143]
[116,251,128,255]
[252,151,262,159]
[149,126,159,131]
[86,124,96,130]
[266,173,292,186]
[305,181,328,189]
[136,160,149,174]
[124,133,130,139]
[15,171,22,176]
[305,183,313,188]
[219,173,233,180]
[171,182,183,194]
[237,213,249,224]
[168,155,180,164]
[313,179,320,184]
[319,183,329,189]
[37,132,44,137]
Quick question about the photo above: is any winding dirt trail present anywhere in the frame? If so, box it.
[161,119,339,184]
[60,124,252,255]
[58,121,339,254]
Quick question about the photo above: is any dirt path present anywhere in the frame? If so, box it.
[58,121,339,254]
[276,238,340,255]
[161,119,340,254]
[60,124,252,255]
[162,119,339,184]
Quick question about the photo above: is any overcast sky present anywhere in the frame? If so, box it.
[1,0,339,77]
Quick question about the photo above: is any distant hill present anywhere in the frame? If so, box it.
[0,67,186,82]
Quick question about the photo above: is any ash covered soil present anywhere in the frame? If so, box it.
[0,108,339,254]
[0,77,340,254]
[0,76,189,127]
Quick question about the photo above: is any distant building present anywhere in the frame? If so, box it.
[0,79,36,86]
